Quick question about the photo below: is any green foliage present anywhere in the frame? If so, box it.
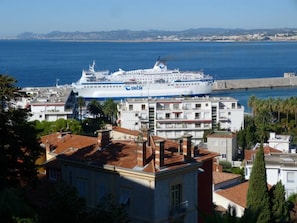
[0,187,37,223]
[85,194,129,223]
[0,75,43,188]
[246,144,271,223]
[219,160,232,172]
[269,181,290,222]
[33,118,82,137]
[41,183,86,223]
[102,99,118,123]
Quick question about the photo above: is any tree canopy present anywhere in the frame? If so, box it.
[245,143,271,223]
[0,75,43,188]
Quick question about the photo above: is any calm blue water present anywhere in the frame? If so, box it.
[1,40,297,112]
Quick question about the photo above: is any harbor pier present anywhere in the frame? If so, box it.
[213,72,297,91]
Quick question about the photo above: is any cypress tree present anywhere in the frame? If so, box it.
[270,181,290,223]
[246,143,271,223]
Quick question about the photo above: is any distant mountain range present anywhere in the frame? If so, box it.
[16,28,297,41]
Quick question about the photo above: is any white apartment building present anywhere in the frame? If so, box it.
[24,86,78,122]
[117,96,244,145]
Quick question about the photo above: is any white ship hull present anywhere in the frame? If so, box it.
[73,81,212,100]
[70,59,214,100]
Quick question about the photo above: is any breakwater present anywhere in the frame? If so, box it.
[213,73,297,91]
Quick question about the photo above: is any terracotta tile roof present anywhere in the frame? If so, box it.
[56,134,219,173]
[216,181,249,208]
[40,132,98,155]
[112,126,140,137]
[213,171,241,185]
[244,146,283,161]
[207,131,236,138]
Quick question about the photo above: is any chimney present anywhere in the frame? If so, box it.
[136,139,147,167]
[182,134,192,161]
[155,139,165,169]
[97,129,111,149]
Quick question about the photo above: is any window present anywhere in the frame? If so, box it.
[129,105,133,111]
[195,103,201,109]
[119,187,131,205]
[221,154,227,159]
[195,123,201,128]
[232,103,236,109]
[195,113,200,119]
[165,113,170,119]
[49,168,57,181]
[97,184,107,204]
[171,184,182,209]
[77,178,87,198]
[287,172,295,183]
[141,104,146,110]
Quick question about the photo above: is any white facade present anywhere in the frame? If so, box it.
[245,153,297,198]
[207,132,237,163]
[23,87,78,122]
[117,97,244,145]
[268,132,292,153]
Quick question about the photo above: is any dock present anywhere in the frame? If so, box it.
[213,72,297,91]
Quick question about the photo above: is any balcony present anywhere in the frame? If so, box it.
[170,200,189,216]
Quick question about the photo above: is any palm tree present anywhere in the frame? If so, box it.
[102,99,118,123]
[77,96,85,122]
[87,99,103,118]
[248,95,257,117]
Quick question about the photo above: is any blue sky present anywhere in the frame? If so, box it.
[1,0,297,36]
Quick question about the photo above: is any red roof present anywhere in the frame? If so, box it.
[244,145,283,161]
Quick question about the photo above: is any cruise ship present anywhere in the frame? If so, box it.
[71,59,214,100]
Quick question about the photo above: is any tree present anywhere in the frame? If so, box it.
[245,143,271,223]
[102,98,118,123]
[77,96,85,122]
[0,75,43,188]
[269,181,290,223]
[87,99,103,118]
[85,194,129,223]
[41,183,86,223]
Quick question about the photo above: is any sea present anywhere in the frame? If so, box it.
[1,40,297,113]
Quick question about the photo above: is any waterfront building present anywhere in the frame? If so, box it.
[23,86,78,122]
[117,97,244,145]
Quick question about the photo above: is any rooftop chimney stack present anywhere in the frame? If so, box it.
[155,139,165,169]
[136,139,147,167]
[182,134,193,162]
[97,129,111,149]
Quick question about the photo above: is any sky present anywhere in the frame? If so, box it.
[1,0,297,36]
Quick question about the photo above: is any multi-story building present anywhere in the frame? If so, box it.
[245,148,297,198]
[23,86,78,122]
[117,97,244,145]
[44,128,218,223]
[207,131,238,163]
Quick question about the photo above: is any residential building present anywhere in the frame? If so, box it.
[117,96,244,145]
[214,180,249,217]
[40,131,98,181]
[268,132,292,153]
[207,131,238,163]
[23,86,78,121]
[245,147,297,198]
[43,128,218,223]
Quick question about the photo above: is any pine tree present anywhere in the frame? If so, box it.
[270,181,290,223]
[245,143,271,223]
